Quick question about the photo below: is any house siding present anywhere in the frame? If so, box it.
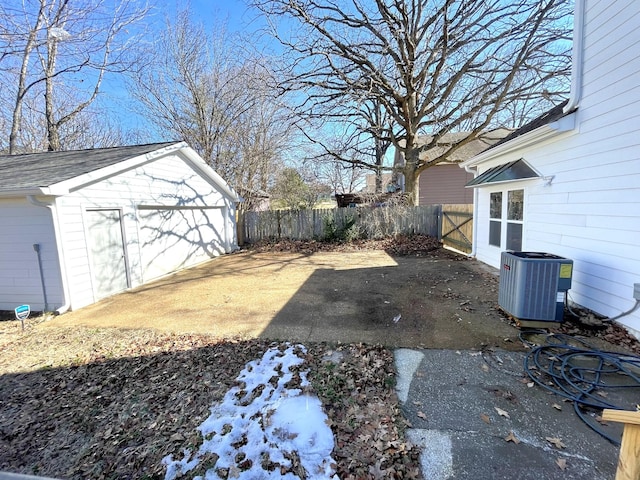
[0,198,64,311]
[472,0,640,336]
[418,164,475,205]
[57,151,236,310]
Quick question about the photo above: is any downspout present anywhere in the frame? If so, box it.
[27,195,71,314]
[564,0,585,114]
[464,165,479,258]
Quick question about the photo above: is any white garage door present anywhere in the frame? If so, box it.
[138,206,226,281]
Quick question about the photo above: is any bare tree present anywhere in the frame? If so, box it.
[302,96,393,193]
[0,0,150,153]
[0,86,129,153]
[310,154,367,195]
[129,9,292,209]
[253,0,572,205]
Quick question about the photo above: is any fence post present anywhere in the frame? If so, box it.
[602,409,640,480]
[236,210,245,246]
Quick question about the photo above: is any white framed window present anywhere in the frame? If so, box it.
[489,192,502,247]
[488,188,524,250]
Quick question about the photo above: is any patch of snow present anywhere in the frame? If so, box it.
[162,343,337,479]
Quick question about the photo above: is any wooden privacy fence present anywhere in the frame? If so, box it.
[239,205,443,244]
[441,204,474,253]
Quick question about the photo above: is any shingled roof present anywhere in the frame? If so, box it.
[0,142,178,192]
[483,100,575,152]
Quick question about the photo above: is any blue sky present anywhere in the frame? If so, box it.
[164,0,264,36]
[101,0,270,140]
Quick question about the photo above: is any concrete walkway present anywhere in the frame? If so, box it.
[395,348,622,480]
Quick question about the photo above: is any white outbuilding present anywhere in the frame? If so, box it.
[0,141,240,313]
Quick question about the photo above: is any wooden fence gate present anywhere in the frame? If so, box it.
[440,204,473,253]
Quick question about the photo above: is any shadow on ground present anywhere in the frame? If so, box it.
[260,256,518,349]
[46,249,520,350]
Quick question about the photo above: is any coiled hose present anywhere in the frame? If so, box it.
[521,331,640,445]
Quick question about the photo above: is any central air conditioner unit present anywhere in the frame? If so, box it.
[498,251,573,327]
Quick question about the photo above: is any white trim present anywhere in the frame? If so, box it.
[460,114,576,168]
[137,204,225,210]
[49,143,185,195]
[179,145,241,202]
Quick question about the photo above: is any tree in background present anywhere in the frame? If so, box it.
[270,167,331,210]
[0,0,149,153]
[129,9,293,210]
[253,0,572,205]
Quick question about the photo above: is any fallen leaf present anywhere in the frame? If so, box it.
[504,431,520,444]
[494,407,510,419]
[480,413,491,424]
[369,459,388,480]
[595,415,608,426]
[556,458,567,470]
[481,364,490,372]
[417,411,428,420]
[527,382,534,388]
[552,403,562,411]
[546,437,566,449]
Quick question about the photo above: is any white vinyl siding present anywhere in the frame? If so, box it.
[0,198,64,311]
[472,0,640,337]
[138,206,226,281]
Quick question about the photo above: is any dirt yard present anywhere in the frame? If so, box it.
[1,236,638,479]
[41,236,519,350]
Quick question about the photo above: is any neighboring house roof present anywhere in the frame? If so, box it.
[0,141,240,201]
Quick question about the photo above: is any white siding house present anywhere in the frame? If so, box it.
[0,142,240,313]
[461,0,640,337]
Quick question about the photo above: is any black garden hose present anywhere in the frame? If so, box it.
[520,331,640,446]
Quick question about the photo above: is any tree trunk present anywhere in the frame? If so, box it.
[9,4,44,154]
[403,165,419,206]
[45,32,60,151]
[375,166,382,193]
[403,146,420,206]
